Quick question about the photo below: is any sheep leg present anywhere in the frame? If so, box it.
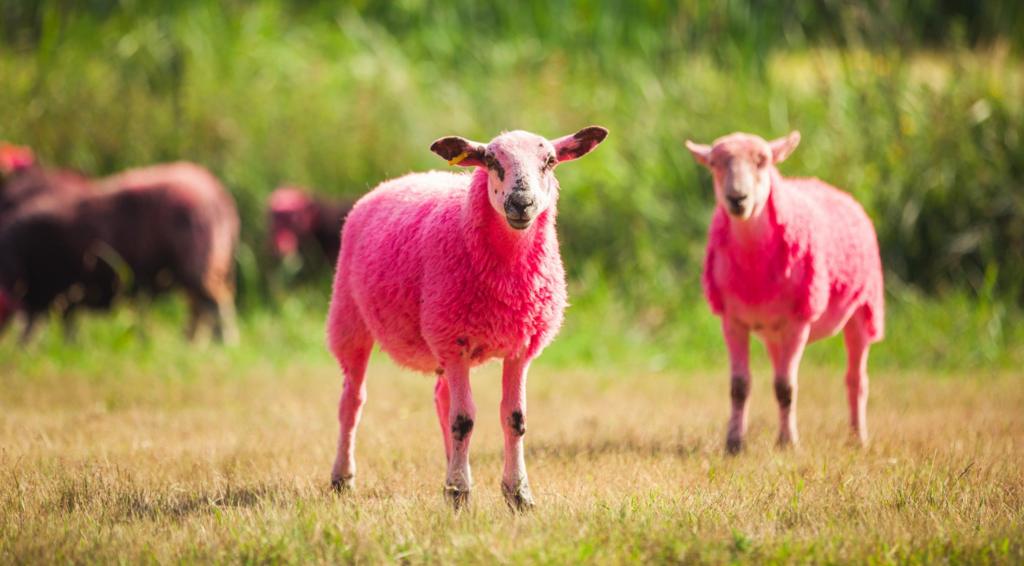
[184,294,206,342]
[500,355,534,512]
[327,286,373,492]
[843,309,871,446]
[767,322,810,448]
[330,342,371,491]
[433,373,453,463]
[723,317,752,454]
[0,309,10,339]
[443,360,475,510]
[61,308,79,343]
[213,297,239,346]
[19,313,38,346]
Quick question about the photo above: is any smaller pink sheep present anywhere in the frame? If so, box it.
[326,126,608,510]
[686,131,884,452]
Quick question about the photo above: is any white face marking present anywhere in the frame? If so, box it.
[482,132,559,230]
[707,135,774,221]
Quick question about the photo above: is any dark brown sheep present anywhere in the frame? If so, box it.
[0,143,91,225]
[0,160,239,344]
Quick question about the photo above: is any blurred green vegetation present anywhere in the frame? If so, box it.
[0,1,1022,368]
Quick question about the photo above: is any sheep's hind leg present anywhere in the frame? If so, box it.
[722,317,752,454]
[843,309,871,446]
[19,313,38,346]
[184,293,209,343]
[443,359,475,510]
[767,323,811,449]
[327,289,373,492]
[500,356,534,512]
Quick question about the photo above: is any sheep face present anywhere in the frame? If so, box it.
[268,188,315,257]
[686,131,801,221]
[432,127,608,231]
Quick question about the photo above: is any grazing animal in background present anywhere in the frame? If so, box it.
[0,143,93,339]
[686,131,884,451]
[0,143,91,224]
[0,161,240,344]
[326,126,608,511]
[267,187,353,267]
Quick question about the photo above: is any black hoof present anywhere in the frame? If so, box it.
[725,437,744,455]
[331,475,354,493]
[775,437,799,450]
[501,482,535,513]
[501,481,536,511]
[444,484,471,511]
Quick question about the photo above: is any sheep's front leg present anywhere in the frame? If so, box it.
[766,323,811,448]
[500,356,534,512]
[723,317,752,454]
[444,360,475,510]
[433,374,453,463]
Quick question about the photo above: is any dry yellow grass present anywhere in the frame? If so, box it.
[1,357,1022,563]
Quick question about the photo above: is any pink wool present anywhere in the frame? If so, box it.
[703,172,885,343]
[687,131,884,451]
[326,127,608,511]
[328,168,566,372]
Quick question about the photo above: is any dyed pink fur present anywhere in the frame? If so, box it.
[330,170,564,372]
[327,127,607,511]
[687,131,884,452]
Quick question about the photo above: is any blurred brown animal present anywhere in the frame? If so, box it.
[0,143,92,335]
[0,157,239,344]
[267,187,353,267]
[0,143,91,224]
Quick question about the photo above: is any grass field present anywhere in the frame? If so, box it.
[2,2,1024,563]
[2,331,1022,563]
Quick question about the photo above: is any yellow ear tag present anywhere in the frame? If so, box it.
[447,151,470,166]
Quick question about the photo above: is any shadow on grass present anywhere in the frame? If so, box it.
[52,481,290,522]
[528,436,700,460]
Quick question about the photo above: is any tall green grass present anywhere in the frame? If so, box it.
[0,1,1021,368]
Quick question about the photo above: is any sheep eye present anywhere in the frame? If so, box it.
[756,155,768,168]
[543,155,556,170]
[484,155,497,169]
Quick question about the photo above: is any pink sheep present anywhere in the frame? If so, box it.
[686,131,884,452]
[326,126,608,510]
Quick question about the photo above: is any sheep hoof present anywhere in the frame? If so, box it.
[849,429,870,448]
[775,436,799,450]
[444,483,471,511]
[330,475,355,493]
[502,482,535,513]
[725,437,745,456]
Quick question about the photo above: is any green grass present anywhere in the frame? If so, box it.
[1,287,1022,379]
[1,1,1022,305]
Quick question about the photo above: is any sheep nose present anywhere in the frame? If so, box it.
[504,193,535,219]
[726,194,748,208]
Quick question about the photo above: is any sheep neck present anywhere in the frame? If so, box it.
[463,168,551,264]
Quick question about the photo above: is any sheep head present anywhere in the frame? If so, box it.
[687,131,800,221]
[431,126,608,231]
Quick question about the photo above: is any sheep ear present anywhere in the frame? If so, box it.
[553,126,608,162]
[685,140,712,167]
[430,136,486,167]
[770,131,801,164]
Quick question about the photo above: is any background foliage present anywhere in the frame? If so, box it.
[0,0,1022,367]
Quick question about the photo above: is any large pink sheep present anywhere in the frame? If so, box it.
[686,131,884,452]
[327,126,608,510]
